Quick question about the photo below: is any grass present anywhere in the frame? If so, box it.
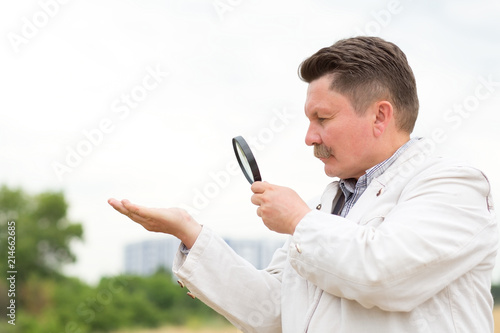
[113,326,240,333]
[114,307,500,332]
[494,307,500,333]
[112,316,241,333]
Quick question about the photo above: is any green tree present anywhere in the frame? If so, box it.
[0,185,230,332]
[0,185,83,282]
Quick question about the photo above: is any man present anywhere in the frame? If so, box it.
[108,36,498,332]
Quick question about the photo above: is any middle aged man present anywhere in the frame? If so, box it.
[109,36,498,332]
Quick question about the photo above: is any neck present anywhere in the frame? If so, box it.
[353,133,411,181]
[385,133,411,157]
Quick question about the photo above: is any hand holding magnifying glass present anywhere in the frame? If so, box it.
[232,135,310,234]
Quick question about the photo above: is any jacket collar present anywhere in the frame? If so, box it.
[318,138,434,218]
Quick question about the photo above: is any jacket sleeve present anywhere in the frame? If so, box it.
[288,165,498,312]
[173,226,287,333]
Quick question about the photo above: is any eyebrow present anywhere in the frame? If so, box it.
[305,106,336,119]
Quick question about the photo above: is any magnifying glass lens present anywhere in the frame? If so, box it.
[236,142,253,179]
[232,136,261,184]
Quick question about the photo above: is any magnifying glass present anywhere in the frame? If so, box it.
[232,136,262,184]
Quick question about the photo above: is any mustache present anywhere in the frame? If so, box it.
[314,144,331,158]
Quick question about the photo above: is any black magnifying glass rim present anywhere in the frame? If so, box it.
[232,136,262,184]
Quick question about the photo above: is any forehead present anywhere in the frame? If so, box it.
[305,76,354,116]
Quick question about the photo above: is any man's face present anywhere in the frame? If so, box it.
[304,75,377,180]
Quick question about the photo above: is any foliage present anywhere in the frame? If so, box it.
[0,185,84,283]
[492,284,500,305]
[0,272,228,333]
[0,185,228,332]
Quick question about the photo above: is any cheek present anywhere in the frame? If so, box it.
[320,125,341,147]
[347,128,373,160]
[334,126,370,159]
[321,119,370,154]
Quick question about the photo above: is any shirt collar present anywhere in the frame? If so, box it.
[340,137,420,196]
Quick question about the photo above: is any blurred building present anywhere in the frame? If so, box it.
[124,236,285,276]
[124,236,181,276]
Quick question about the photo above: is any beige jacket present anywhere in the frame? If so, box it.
[173,139,498,332]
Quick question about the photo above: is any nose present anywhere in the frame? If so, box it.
[305,122,321,146]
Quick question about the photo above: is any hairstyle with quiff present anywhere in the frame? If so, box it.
[299,36,419,133]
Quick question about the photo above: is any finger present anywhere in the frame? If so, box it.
[251,193,262,206]
[122,199,146,217]
[108,198,153,231]
[108,198,119,208]
[121,200,157,226]
[251,181,266,194]
[108,198,122,208]
[121,199,150,219]
[108,198,130,215]
[122,200,165,227]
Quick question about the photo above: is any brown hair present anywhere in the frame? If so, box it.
[299,36,419,133]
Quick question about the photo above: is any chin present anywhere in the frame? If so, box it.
[324,165,339,178]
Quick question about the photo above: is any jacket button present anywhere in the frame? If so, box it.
[187,292,196,299]
[316,204,322,210]
[177,280,184,288]
[295,243,302,254]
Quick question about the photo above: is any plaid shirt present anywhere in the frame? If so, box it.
[338,137,420,217]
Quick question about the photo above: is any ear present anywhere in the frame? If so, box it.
[372,101,393,137]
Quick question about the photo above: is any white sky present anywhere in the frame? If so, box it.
[1,0,499,284]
